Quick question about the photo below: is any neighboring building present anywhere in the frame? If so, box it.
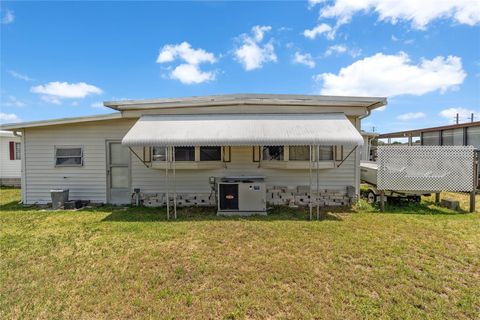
[378,121,480,147]
[360,131,378,161]
[1,94,386,212]
[0,130,22,187]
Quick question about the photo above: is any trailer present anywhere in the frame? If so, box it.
[360,161,431,203]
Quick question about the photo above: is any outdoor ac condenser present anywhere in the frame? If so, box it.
[217,176,266,215]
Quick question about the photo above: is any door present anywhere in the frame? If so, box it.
[107,141,131,205]
[219,183,239,210]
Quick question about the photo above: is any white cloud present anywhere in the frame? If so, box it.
[307,0,325,9]
[40,95,61,105]
[293,52,316,68]
[3,96,26,107]
[31,82,102,101]
[156,42,217,84]
[252,25,272,42]
[303,23,335,40]
[170,64,215,84]
[397,112,426,121]
[316,52,466,97]
[8,70,33,81]
[157,42,216,65]
[234,25,277,71]
[1,9,14,24]
[91,101,105,108]
[324,44,347,56]
[439,108,479,122]
[0,112,20,124]
[320,0,480,29]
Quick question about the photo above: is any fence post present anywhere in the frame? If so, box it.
[380,190,385,211]
[435,193,440,203]
[470,150,478,213]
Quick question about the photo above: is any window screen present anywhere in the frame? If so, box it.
[262,146,284,160]
[174,147,195,161]
[467,126,480,148]
[200,146,221,161]
[55,147,83,166]
[14,142,21,160]
[289,146,310,161]
[152,147,168,161]
[453,128,464,145]
[318,146,333,161]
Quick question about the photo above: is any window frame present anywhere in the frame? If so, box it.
[199,146,222,162]
[54,145,84,167]
[14,142,21,160]
[288,146,311,161]
[262,146,285,161]
[151,146,168,162]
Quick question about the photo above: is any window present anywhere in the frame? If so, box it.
[289,146,310,161]
[174,147,195,161]
[318,146,334,161]
[15,142,21,160]
[467,126,480,148]
[200,146,221,161]
[152,147,168,161]
[262,146,284,160]
[55,147,83,166]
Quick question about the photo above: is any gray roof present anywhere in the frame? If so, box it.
[104,93,387,110]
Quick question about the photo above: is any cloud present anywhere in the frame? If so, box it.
[3,96,26,107]
[316,52,466,97]
[40,95,61,105]
[397,112,426,121]
[319,0,480,29]
[439,108,479,122]
[170,64,215,84]
[324,44,347,56]
[293,52,316,68]
[156,42,217,84]
[91,101,105,108]
[234,25,277,71]
[31,82,102,100]
[303,23,335,40]
[307,0,325,9]
[1,9,14,24]
[8,70,33,81]
[0,112,20,124]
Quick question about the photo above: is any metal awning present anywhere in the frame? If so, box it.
[121,113,364,146]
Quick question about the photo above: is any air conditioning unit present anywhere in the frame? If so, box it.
[217,176,266,215]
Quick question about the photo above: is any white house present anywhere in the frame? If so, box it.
[1,94,386,214]
[0,130,21,187]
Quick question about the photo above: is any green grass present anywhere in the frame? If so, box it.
[1,187,479,319]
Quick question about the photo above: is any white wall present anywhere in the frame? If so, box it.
[22,117,358,204]
[23,119,135,204]
[0,134,21,178]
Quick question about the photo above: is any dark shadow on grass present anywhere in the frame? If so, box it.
[101,205,345,222]
[380,199,464,215]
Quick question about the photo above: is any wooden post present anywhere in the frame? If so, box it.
[435,192,440,203]
[470,191,476,213]
[380,190,385,211]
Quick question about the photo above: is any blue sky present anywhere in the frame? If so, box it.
[1,1,479,133]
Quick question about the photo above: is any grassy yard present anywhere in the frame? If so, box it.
[1,188,479,319]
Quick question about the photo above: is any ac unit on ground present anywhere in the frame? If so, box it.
[217,176,266,216]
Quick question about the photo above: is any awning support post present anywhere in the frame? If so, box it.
[165,147,170,220]
[173,146,177,219]
[309,145,313,221]
[316,145,320,220]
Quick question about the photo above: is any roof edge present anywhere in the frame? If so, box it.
[0,113,122,130]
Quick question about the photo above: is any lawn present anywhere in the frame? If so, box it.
[1,188,479,319]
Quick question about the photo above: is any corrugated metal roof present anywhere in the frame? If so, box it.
[122,113,364,146]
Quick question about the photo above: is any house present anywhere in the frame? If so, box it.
[360,131,378,161]
[0,94,386,214]
[0,131,21,187]
[378,121,480,147]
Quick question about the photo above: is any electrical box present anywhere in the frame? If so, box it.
[217,176,266,215]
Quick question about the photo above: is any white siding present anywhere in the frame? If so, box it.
[23,119,135,204]
[0,134,21,178]
[22,117,359,204]
[132,146,356,194]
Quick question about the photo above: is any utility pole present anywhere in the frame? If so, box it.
[456,113,459,124]
[472,113,474,123]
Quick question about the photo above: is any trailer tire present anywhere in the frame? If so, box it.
[366,190,377,204]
